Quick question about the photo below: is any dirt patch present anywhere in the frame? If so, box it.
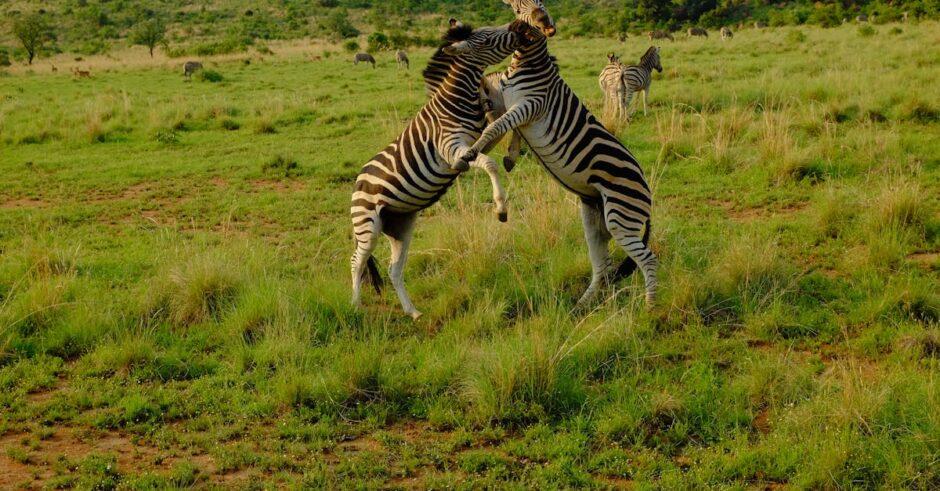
[708,199,808,223]
[0,198,49,209]
[0,427,216,488]
[752,407,771,435]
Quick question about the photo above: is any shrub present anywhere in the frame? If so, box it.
[343,40,360,53]
[858,25,876,37]
[367,32,390,52]
[786,30,807,43]
[154,128,179,144]
[220,118,240,131]
[197,69,223,83]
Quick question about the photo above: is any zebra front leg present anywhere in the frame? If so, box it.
[576,199,613,308]
[642,89,649,116]
[470,153,509,222]
[384,212,422,319]
[503,131,523,172]
[457,103,536,168]
[624,90,637,120]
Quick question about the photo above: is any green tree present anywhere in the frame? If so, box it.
[12,13,51,65]
[131,19,166,57]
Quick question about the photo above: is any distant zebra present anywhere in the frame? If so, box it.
[350,21,532,319]
[72,67,91,78]
[647,30,674,41]
[396,50,409,69]
[461,28,659,307]
[902,11,909,22]
[599,53,627,119]
[754,21,768,29]
[720,26,734,40]
[687,27,708,38]
[856,14,868,23]
[354,53,376,68]
[51,64,58,73]
[620,46,663,119]
[183,61,203,78]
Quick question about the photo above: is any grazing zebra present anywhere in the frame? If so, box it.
[183,61,202,78]
[720,26,734,40]
[754,21,768,29]
[350,21,534,319]
[687,27,708,38]
[460,26,659,307]
[354,53,376,68]
[396,50,409,69]
[620,47,663,118]
[72,67,91,78]
[599,53,628,119]
[648,30,674,41]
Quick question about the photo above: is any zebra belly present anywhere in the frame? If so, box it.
[353,150,457,216]
[519,120,599,199]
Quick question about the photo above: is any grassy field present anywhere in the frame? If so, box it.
[1,21,938,489]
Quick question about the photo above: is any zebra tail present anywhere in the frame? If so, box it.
[365,256,384,293]
[610,219,652,282]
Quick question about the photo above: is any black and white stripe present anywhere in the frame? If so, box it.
[350,21,529,319]
[461,29,659,306]
[598,53,627,119]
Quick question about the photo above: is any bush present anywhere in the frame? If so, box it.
[197,69,223,83]
[0,48,10,67]
[858,25,876,37]
[262,155,300,177]
[343,40,360,53]
[322,9,359,39]
[786,30,807,43]
[154,129,179,144]
[367,32,390,52]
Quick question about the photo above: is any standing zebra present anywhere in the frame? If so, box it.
[461,26,659,307]
[720,26,734,40]
[354,53,376,68]
[648,30,674,41]
[599,53,627,120]
[183,61,203,79]
[687,27,708,38]
[350,21,535,319]
[396,50,409,69]
[620,47,663,118]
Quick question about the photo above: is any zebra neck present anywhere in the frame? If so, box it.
[639,58,655,72]
[437,61,484,105]
[508,41,555,77]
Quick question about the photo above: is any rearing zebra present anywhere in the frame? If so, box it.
[350,21,534,319]
[599,53,627,120]
[461,26,659,307]
[621,46,663,118]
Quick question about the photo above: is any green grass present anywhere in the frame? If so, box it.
[1,22,938,488]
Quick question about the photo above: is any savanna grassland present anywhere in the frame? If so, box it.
[1,21,938,489]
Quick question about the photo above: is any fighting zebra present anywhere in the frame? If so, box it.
[396,50,409,69]
[687,27,708,38]
[648,30,674,41]
[720,26,733,40]
[350,21,536,319]
[183,61,202,78]
[460,25,659,307]
[598,53,628,120]
[620,47,663,118]
[354,53,376,68]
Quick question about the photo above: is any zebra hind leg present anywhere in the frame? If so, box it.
[470,153,509,222]
[384,212,422,320]
[576,199,613,308]
[603,205,658,307]
[351,211,382,308]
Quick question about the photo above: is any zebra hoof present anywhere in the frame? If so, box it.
[498,211,508,223]
[503,157,516,172]
[452,160,470,172]
[409,310,423,320]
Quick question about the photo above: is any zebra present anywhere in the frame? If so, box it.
[460,26,659,307]
[480,71,525,171]
[856,14,868,23]
[183,61,202,79]
[354,53,376,68]
[396,50,409,69]
[599,53,628,120]
[720,26,734,40]
[350,21,536,319]
[620,47,663,119]
[687,27,708,38]
[754,21,768,29]
[648,30,674,41]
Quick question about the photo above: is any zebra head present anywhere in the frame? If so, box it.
[643,46,663,73]
[442,20,536,67]
[503,0,556,37]
[607,53,620,65]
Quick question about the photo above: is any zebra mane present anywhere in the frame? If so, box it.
[640,46,657,62]
[421,23,476,95]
